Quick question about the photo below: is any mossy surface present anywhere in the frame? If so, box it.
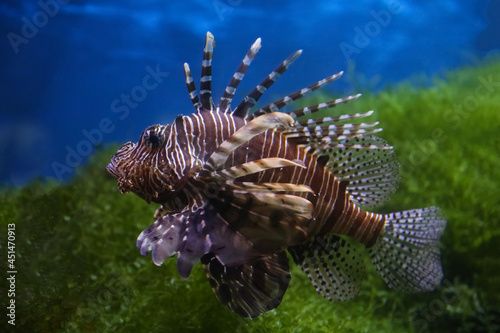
[1,59,500,333]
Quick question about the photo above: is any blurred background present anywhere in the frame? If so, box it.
[0,0,498,185]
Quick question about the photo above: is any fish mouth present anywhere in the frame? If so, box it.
[107,154,175,204]
[106,141,136,185]
[105,161,120,180]
[106,161,133,195]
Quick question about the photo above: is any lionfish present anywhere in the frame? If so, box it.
[107,32,446,318]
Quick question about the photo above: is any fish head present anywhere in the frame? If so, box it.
[106,124,176,204]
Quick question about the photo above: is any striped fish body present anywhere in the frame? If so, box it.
[107,32,446,318]
[170,110,385,247]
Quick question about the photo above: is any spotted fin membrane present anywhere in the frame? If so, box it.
[290,235,366,301]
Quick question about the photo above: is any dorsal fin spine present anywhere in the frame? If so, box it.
[200,31,215,111]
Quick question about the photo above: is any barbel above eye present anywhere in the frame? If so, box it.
[143,126,167,148]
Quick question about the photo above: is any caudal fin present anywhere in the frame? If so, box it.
[369,206,446,292]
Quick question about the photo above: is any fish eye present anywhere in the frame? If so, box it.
[143,127,166,148]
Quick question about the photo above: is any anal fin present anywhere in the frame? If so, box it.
[289,234,366,302]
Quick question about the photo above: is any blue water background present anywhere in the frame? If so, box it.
[0,0,498,185]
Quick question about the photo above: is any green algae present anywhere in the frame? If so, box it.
[1,59,499,333]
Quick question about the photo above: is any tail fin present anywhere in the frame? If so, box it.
[369,206,446,292]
